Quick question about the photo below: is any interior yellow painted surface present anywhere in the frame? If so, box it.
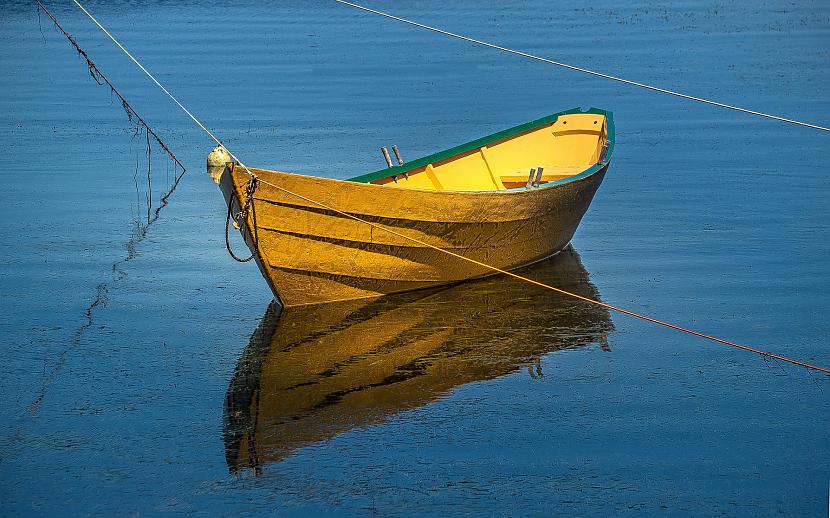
[372,113,607,191]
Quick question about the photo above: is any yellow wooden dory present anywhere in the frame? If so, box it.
[219,107,614,307]
[223,248,613,471]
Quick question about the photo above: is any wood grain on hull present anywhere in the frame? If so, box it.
[220,163,608,307]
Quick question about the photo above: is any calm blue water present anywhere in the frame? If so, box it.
[1,1,829,516]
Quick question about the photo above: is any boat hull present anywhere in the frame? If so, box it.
[220,162,608,307]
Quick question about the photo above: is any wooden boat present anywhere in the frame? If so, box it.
[223,248,613,472]
[219,107,614,307]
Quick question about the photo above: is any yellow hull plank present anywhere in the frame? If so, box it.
[219,108,614,307]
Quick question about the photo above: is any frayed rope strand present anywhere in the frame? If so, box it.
[24,1,190,417]
[36,0,187,174]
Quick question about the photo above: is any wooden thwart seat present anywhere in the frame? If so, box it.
[499,165,585,189]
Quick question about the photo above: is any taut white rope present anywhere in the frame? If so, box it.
[335,0,829,133]
[71,0,250,168]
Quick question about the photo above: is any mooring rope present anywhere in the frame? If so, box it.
[225,177,260,263]
[70,0,232,158]
[242,174,830,375]
[68,0,830,374]
[36,0,186,175]
[335,0,829,133]
[25,1,190,417]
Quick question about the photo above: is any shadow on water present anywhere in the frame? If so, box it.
[223,247,613,475]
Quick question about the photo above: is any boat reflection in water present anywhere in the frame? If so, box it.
[223,247,613,474]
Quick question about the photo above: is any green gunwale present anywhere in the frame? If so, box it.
[347,107,613,184]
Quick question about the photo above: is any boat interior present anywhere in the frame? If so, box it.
[355,112,610,191]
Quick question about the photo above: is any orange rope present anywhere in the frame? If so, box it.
[69,0,830,375]
[246,173,830,375]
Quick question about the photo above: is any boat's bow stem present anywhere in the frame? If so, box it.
[68,0,830,375]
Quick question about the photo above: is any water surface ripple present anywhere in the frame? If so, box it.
[1,1,828,516]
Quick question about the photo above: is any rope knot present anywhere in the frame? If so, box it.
[225,177,260,263]
[232,177,259,230]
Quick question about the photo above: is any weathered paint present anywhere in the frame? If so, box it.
[220,108,614,307]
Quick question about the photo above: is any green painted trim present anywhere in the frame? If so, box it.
[523,108,614,192]
[348,107,613,184]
